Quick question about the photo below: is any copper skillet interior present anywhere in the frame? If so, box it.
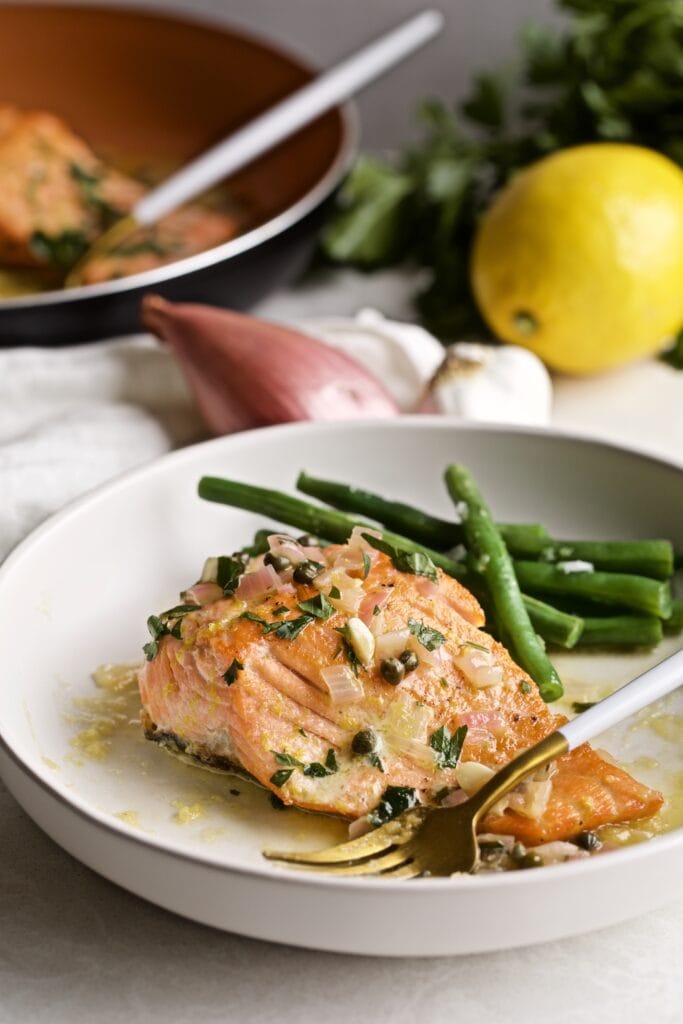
[0,3,345,280]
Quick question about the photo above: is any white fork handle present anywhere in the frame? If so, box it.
[558,647,683,750]
[135,9,444,226]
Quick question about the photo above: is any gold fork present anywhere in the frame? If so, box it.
[264,649,682,877]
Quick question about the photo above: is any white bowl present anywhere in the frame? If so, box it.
[0,419,680,956]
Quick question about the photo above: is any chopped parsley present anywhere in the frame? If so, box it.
[270,748,339,786]
[271,615,314,640]
[519,680,532,694]
[373,604,381,616]
[329,586,341,600]
[368,785,419,827]
[430,724,468,770]
[270,768,295,788]
[303,749,339,777]
[30,229,88,269]
[143,611,184,660]
[369,752,385,772]
[408,617,446,651]
[216,555,246,595]
[223,659,244,685]
[362,551,372,579]
[297,593,335,620]
[462,640,490,653]
[572,701,596,713]
[361,533,438,583]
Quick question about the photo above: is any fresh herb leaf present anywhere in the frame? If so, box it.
[241,611,269,627]
[520,680,532,694]
[143,641,159,662]
[362,533,438,583]
[373,604,381,616]
[325,748,339,772]
[362,551,372,579]
[329,586,342,600]
[30,229,88,269]
[408,617,446,651]
[297,593,335,620]
[223,659,244,686]
[271,614,314,640]
[369,752,385,772]
[216,555,246,595]
[269,792,287,810]
[368,786,419,827]
[270,768,294,788]
[303,761,330,777]
[160,603,200,618]
[272,751,304,768]
[462,640,491,653]
[430,724,468,770]
[572,700,596,713]
[272,605,289,616]
[298,728,307,737]
[660,330,683,370]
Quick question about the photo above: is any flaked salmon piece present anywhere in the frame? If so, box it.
[0,105,142,268]
[78,205,240,284]
[139,543,662,844]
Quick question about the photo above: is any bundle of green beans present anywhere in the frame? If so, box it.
[197,469,681,704]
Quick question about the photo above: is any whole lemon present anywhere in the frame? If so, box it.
[471,144,683,374]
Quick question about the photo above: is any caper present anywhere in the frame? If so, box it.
[380,657,405,685]
[351,729,377,755]
[232,551,251,567]
[297,534,319,547]
[399,649,419,673]
[514,852,543,870]
[575,830,602,852]
[293,560,321,584]
[264,552,291,573]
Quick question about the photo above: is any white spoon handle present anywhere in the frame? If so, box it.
[135,9,444,226]
[558,647,683,750]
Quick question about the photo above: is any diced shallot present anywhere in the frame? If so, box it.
[235,564,281,601]
[348,815,373,840]
[325,571,364,614]
[455,761,495,795]
[320,664,364,704]
[375,628,411,661]
[358,589,391,626]
[384,734,436,771]
[529,841,589,864]
[384,692,433,743]
[267,534,307,565]
[453,646,504,688]
[181,581,224,606]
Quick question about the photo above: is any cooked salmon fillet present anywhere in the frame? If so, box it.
[138,534,662,844]
[0,104,142,267]
[0,104,240,276]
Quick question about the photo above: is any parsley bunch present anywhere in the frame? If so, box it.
[321,0,683,340]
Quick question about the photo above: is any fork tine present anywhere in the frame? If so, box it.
[382,862,423,879]
[263,824,398,866]
[290,847,414,877]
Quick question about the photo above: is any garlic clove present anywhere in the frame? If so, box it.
[141,296,399,436]
[295,308,445,411]
[422,341,553,426]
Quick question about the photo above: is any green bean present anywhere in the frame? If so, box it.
[663,598,683,635]
[198,477,467,579]
[576,616,663,648]
[444,465,563,702]
[505,538,674,580]
[514,560,672,619]
[521,595,584,649]
[296,471,548,554]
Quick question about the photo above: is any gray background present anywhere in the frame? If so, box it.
[129,0,560,147]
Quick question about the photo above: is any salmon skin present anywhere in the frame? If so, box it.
[139,531,662,844]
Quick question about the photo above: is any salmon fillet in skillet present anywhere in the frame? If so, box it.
[138,531,662,845]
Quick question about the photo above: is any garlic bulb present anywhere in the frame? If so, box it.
[422,341,552,426]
